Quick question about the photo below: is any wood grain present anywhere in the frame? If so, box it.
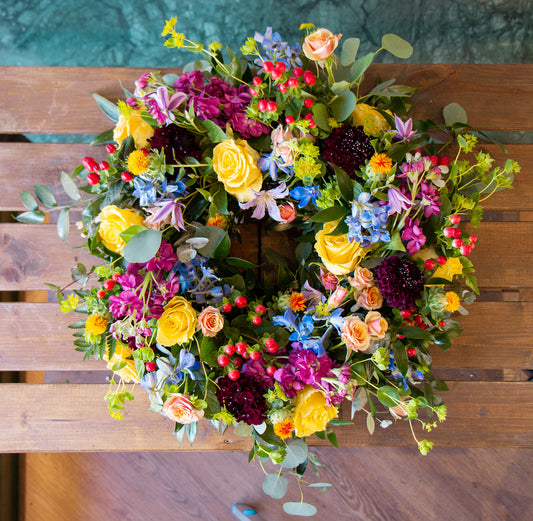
[2,381,532,452]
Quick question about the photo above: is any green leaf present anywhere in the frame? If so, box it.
[119,224,148,243]
[202,119,228,143]
[312,103,331,131]
[295,242,312,266]
[234,421,253,437]
[350,52,374,83]
[195,225,227,258]
[280,439,308,468]
[213,187,228,214]
[90,129,115,146]
[443,103,468,126]
[226,257,260,269]
[15,210,46,223]
[340,37,360,66]
[366,413,375,435]
[60,171,81,201]
[330,88,357,122]
[392,340,408,376]
[91,92,119,122]
[381,34,413,59]
[326,429,338,448]
[213,232,231,259]
[427,277,452,285]
[308,482,333,488]
[398,325,433,341]
[309,205,347,223]
[57,208,70,242]
[122,229,162,263]
[263,474,289,499]
[34,184,57,207]
[264,248,289,268]
[386,231,406,252]
[331,81,351,94]
[283,502,317,517]
[199,335,219,366]
[162,73,180,86]
[20,191,38,211]
[335,166,354,202]
[377,386,401,408]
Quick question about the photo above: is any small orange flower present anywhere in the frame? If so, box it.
[206,215,226,229]
[85,314,108,335]
[445,291,461,313]
[127,149,150,176]
[369,153,393,175]
[273,418,295,439]
[288,292,306,312]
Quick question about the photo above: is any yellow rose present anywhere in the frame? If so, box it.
[98,205,145,254]
[315,220,365,276]
[293,385,338,437]
[103,341,139,383]
[157,296,197,346]
[351,103,391,136]
[113,110,154,149]
[212,139,263,203]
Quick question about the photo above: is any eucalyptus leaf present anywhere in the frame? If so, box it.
[382,34,413,59]
[122,229,162,263]
[163,73,180,86]
[57,208,70,242]
[90,129,114,146]
[443,102,468,126]
[234,421,253,437]
[280,439,308,468]
[392,340,408,376]
[283,502,317,517]
[331,81,350,94]
[263,474,289,499]
[20,191,38,211]
[350,52,374,83]
[312,103,331,131]
[366,413,375,435]
[15,210,46,223]
[340,37,360,66]
[34,184,57,207]
[330,88,357,122]
[195,224,227,258]
[91,92,119,122]
[308,482,333,488]
[60,171,81,201]
[119,224,149,243]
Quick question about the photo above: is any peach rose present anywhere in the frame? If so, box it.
[320,268,338,291]
[197,306,224,337]
[365,311,388,339]
[162,394,205,424]
[302,28,342,61]
[349,266,374,290]
[327,286,348,310]
[358,285,383,310]
[341,315,370,352]
[279,202,297,223]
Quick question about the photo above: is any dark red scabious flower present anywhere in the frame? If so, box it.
[374,255,425,309]
[322,125,374,178]
[149,123,203,164]
[216,374,269,425]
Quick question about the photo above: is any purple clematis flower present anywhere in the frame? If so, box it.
[387,186,413,215]
[393,115,417,142]
[239,182,289,221]
[148,86,187,125]
[144,198,185,231]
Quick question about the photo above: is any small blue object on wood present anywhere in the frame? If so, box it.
[232,503,258,519]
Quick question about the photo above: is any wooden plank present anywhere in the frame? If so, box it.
[1,381,532,452]
[0,143,106,212]
[0,65,532,135]
[0,224,93,291]
[2,301,531,372]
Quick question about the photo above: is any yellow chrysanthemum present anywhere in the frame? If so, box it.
[127,150,150,176]
[289,292,307,312]
[445,291,461,313]
[369,153,393,175]
[85,314,108,336]
[273,418,295,440]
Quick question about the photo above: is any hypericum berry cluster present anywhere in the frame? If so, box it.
[96,271,121,299]
[442,214,477,256]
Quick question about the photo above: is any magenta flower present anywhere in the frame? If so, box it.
[418,182,442,218]
[239,183,289,221]
[401,217,426,254]
[145,240,178,272]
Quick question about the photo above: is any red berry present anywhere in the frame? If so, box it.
[420,323,428,330]
[82,156,98,172]
[103,279,115,290]
[140,148,148,156]
[266,100,278,112]
[437,256,447,265]
[266,365,276,376]
[98,161,109,171]
[228,369,241,381]
[224,344,236,356]
[293,67,304,77]
[397,334,405,339]
[87,172,100,185]
[452,238,463,248]
[439,320,446,328]
[303,70,316,85]
[407,348,416,357]
[145,361,157,372]
[275,61,286,73]
[249,87,259,96]
[304,113,313,121]
[460,244,472,255]
[414,315,424,325]
[439,156,450,167]
[250,351,260,361]
[96,289,106,299]
[450,214,461,225]
[287,77,299,88]
[429,155,438,166]
[278,83,288,93]
[400,309,412,319]
[470,235,478,244]
[285,115,295,125]
[252,315,263,325]
[105,144,117,154]
[121,171,133,182]
[443,227,455,238]
[454,228,462,238]
[232,357,243,368]
[242,350,250,359]
[263,61,274,72]
[304,98,314,108]
[217,354,230,367]
[235,296,248,308]
[257,99,268,112]
[221,303,232,313]
[112,272,121,281]
[252,77,262,86]
[265,338,279,353]
[308,119,316,129]
[236,341,248,354]
[270,69,282,80]
[255,305,266,315]
[424,259,436,270]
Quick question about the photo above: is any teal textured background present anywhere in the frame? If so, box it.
[1,0,531,66]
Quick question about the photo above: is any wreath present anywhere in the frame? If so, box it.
[18,19,519,515]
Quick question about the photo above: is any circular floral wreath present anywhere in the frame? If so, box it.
[21,20,519,512]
